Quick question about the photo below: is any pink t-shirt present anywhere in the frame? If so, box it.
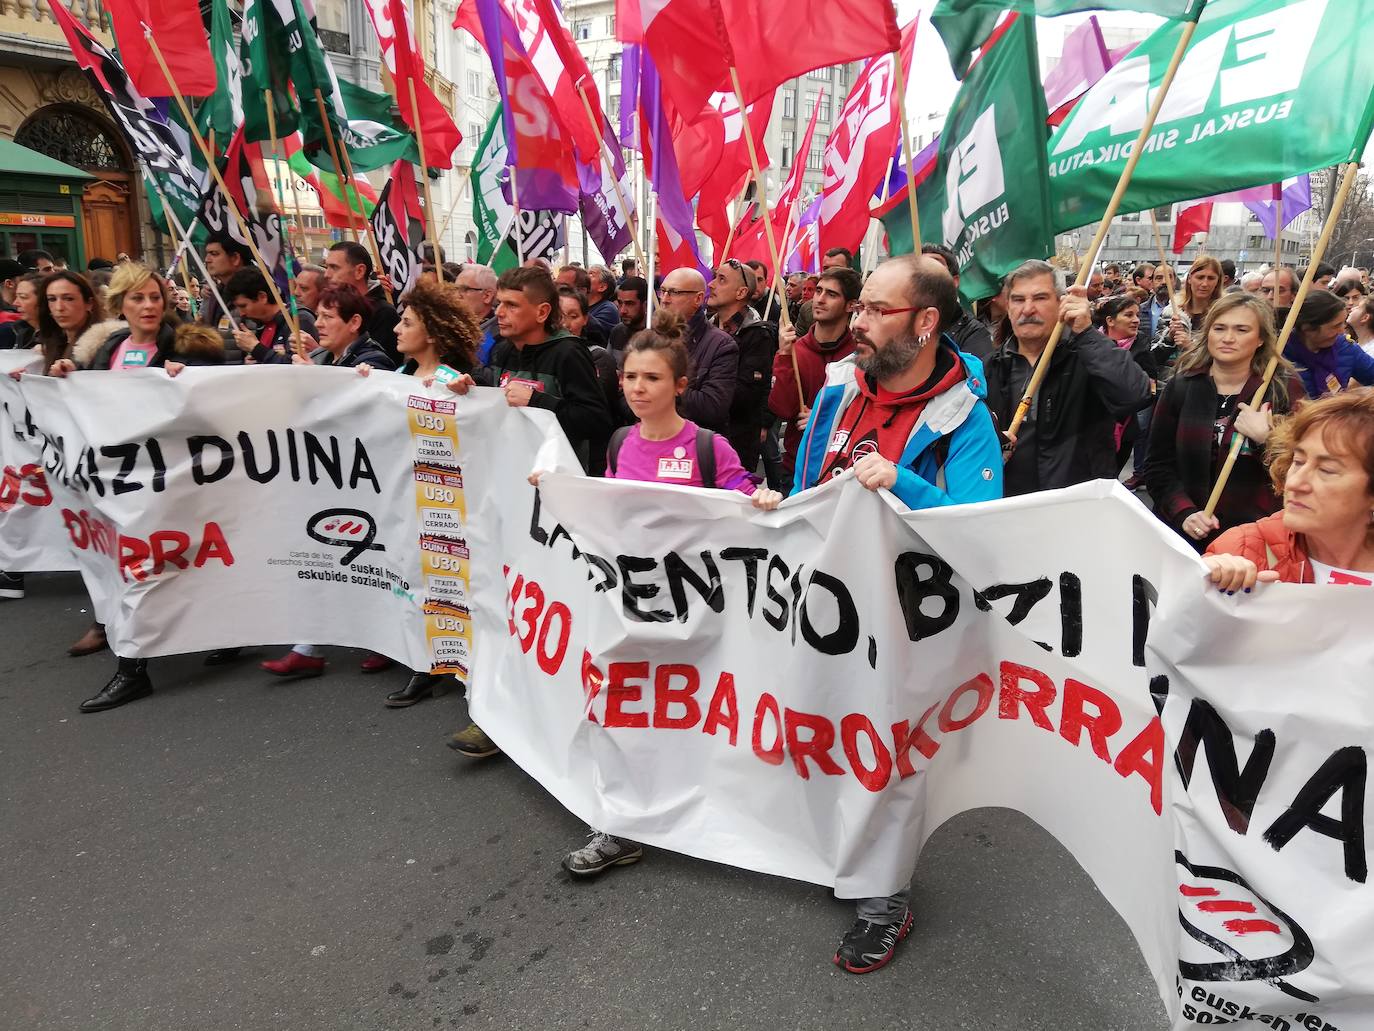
[612,420,756,495]
[109,339,154,370]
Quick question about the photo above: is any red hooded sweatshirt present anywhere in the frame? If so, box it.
[818,347,967,481]
[769,326,857,463]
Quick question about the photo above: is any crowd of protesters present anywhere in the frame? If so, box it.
[6,236,1374,975]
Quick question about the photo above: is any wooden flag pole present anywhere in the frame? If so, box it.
[1203,160,1361,517]
[509,164,525,265]
[436,174,471,244]
[1147,209,1177,294]
[890,43,921,252]
[264,91,312,261]
[575,84,646,271]
[140,162,239,330]
[719,179,748,264]
[262,90,306,327]
[1006,19,1200,445]
[142,31,297,338]
[407,78,446,284]
[313,89,358,245]
[337,142,393,302]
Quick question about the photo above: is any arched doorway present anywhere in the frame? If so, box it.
[15,105,139,264]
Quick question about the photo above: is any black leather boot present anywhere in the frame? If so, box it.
[79,657,152,713]
[385,672,453,708]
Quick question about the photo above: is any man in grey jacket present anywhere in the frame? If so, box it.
[981,260,1151,496]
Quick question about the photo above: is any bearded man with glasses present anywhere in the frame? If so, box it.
[790,255,1004,974]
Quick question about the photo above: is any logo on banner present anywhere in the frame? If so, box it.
[307,508,386,565]
[1176,852,1317,1004]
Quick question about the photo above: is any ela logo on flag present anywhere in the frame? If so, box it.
[942,105,1005,248]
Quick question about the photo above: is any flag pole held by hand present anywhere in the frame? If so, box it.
[1005,17,1201,447]
[1203,160,1361,518]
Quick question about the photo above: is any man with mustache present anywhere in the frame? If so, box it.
[791,254,1003,974]
[983,259,1152,496]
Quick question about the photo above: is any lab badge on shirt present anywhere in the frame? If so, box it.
[657,445,694,481]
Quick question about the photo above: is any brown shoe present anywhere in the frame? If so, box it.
[69,622,108,657]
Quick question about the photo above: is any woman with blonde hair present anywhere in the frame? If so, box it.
[1152,254,1224,379]
[1145,292,1306,548]
[1205,388,1374,588]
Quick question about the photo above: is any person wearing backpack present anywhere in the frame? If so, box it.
[792,254,1003,974]
[531,306,783,878]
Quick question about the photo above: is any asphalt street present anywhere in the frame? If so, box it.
[2,572,1169,1031]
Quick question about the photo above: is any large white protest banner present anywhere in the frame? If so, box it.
[4,365,1372,1029]
[0,351,77,572]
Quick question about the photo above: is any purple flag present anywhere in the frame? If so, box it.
[1193,176,1312,240]
[619,44,641,152]
[637,46,707,277]
[576,111,634,261]
[1043,17,1111,115]
[785,196,823,274]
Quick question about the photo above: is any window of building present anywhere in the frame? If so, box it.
[467,71,481,96]
[782,88,795,118]
[838,65,850,89]
[1154,206,1172,222]
[818,93,832,121]
[1120,234,1140,248]
[1120,212,1140,222]
[606,13,615,36]
[609,94,620,123]
[609,53,620,82]
[465,231,477,262]
[809,67,830,80]
[807,146,824,172]
[805,91,817,117]
[781,130,795,168]
[573,19,591,39]
[469,122,482,146]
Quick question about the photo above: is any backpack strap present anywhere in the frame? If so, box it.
[695,427,717,489]
[607,425,634,477]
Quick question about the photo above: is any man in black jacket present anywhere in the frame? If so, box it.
[608,276,648,353]
[708,258,776,472]
[921,243,993,359]
[225,268,317,363]
[983,260,1151,496]
[326,241,400,363]
[659,267,738,431]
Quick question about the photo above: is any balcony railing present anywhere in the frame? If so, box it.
[0,0,109,33]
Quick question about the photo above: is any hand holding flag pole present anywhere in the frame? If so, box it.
[141,25,298,342]
[1005,14,1202,447]
[1147,209,1176,295]
[1203,160,1361,518]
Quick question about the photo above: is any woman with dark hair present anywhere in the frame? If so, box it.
[1094,293,1156,468]
[351,278,481,705]
[35,270,105,370]
[1145,292,1307,549]
[1283,288,1374,398]
[1204,389,1374,589]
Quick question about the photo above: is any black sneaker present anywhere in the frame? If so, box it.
[0,571,24,600]
[833,909,913,974]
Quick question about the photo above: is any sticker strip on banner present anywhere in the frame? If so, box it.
[407,393,473,678]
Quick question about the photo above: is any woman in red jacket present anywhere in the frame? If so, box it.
[1205,389,1374,590]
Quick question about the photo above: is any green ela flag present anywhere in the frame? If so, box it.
[1047,0,1374,234]
[197,0,243,143]
[932,0,1203,78]
[884,12,1054,303]
[309,77,420,174]
[239,0,301,141]
[149,102,210,245]
[471,106,518,272]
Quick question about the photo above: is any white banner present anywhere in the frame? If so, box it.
[4,366,1373,1029]
[0,351,77,572]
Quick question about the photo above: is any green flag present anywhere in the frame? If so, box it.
[301,77,420,174]
[196,0,243,143]
[932,0,1203,78]
[1048,0,1374,234]
[471,107,516,271]
[884,12,1054,303]
[239,0,297,141]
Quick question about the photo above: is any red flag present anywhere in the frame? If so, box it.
[618,0,899,124]
[1173,203,1214,254]
[727,90,823,264]
[102,0,216,97]
[685,90,774,261]
[817,23,916,256]
[364,0,462,168]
